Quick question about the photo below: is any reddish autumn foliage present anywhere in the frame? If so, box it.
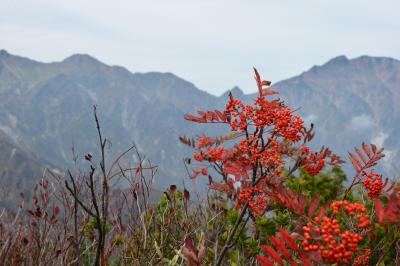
[183,69,342,221]
[182,69,400,265]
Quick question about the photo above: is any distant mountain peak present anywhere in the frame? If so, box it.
[307,55,350,73]
[220,86,244,98]
[0,49,10,57]
[325,55,349,65]
[62,53,101,65]
[306,55,400,77]
[231,86,243,95]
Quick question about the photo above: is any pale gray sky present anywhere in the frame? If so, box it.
[1,0,399,95]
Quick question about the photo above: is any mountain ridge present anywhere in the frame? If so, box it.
[0,49,399,192]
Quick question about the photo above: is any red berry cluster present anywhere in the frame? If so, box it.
[237,137,282,168]
[225,92,304,143]
[238,187,268,217]
[226,98,248,131]
[331,200,370,228]
[303,152,325,176]
[353,248,371,266]
[237,136,261,164]
[193,146,226,162]
[299,147,328,176]
[252,96,304,142]
[362,172,383,199]
[274,107,303,141]
[300,146,310,154]
[302,201,370,264]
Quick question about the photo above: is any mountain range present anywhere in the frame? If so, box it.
[0,49,399,196]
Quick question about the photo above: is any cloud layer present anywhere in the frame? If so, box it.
[1,0,400,95]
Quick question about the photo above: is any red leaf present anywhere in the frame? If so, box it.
[270,236,291,259]
[55,249,62,257]
[170,185,177,193]
[260,245,284,266]
[382,178,388,188]
[184,114,204,123]
[215,110,227,122]
[206,111,214,121]
[197,111,206,117]
[375,199,384,224]
[296,195,308,216]
[135,167,141,176]
[84,153,92,161]
[262,88,279,96]
[362,142,371,158]
[254,67,261,85]
[348,152,362,172]
[257,256,274,266]
[316,204,328,220]
[299,253,313,266]
[278,228,299,252]
[254,67,264,95]
[371,143,377,153]
[261,80,272,86]
[308,196,320,218]
[54,206,60,215]
[184,114,196,121]
[355,147,367,164]
[184,189,190,201]
[385,182,395,193]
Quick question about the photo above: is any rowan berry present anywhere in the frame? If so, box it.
[302,200,370,265]
[363,172,383,199]
[237,187,268,217]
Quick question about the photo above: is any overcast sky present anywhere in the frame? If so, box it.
[1,0,399,95]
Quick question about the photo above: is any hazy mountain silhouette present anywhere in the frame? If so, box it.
[1,49,399,192]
